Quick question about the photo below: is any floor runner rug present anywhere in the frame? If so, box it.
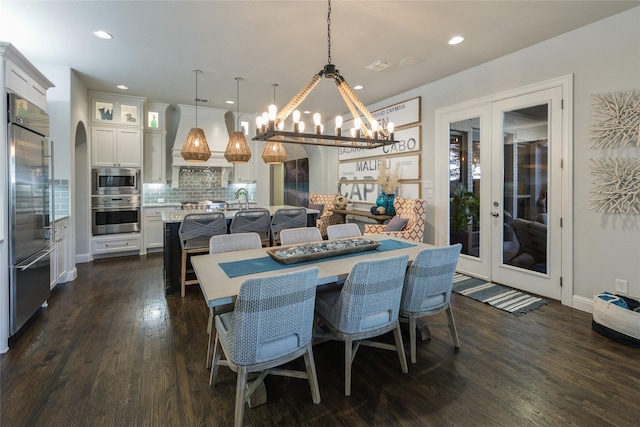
[452,273,549,316]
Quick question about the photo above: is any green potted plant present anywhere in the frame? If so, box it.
[449,182,480,253]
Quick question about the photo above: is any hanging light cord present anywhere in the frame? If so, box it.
[272,83,278,104]
[194,69,201,128]
[327,0,332,65]
[236,77,240,130]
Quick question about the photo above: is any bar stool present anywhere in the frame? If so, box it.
[270,207,307,245]
[179,212,227,297]
[229,208,271,247]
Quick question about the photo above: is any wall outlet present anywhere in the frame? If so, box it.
[615,279,628,294]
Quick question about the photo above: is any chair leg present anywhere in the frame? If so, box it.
[393,322,408,373]
[344,336,353,396]
[234,366,248,427]
[206,308,214,369]
[210,334,222,387]
[446,304,461,349]
[409,314,417,364]
[303,344,321,404]
[180,250,187,298]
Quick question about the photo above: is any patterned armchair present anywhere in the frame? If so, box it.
[364,197,427,242]
[309,193,345,237]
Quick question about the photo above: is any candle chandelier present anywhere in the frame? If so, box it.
[252,0,398,149]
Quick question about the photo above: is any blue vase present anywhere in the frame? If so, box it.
[376,193,387,214]
[385,194,396,216]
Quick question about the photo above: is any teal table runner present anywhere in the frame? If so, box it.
[219,239,416,278]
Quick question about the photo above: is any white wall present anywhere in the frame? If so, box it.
[324,7,640,302]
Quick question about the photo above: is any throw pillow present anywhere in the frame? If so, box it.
[384,216,408,232]
[309,202,324,216]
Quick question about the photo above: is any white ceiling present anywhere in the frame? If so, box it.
[1,1,638,119]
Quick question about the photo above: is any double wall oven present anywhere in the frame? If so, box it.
[91,168,141,235]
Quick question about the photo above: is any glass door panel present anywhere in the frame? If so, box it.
[501,104,548,273]
[449,118,481,258]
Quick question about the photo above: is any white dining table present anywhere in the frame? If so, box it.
[191,234,434,310]
[191,234,434,405]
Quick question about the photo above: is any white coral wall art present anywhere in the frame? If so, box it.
[589,157,640,214]
[588,89,640,149]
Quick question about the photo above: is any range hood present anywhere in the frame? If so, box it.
[171,104,234,186]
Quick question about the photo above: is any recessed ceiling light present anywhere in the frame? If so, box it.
[448,36,464,45]
[116,85,128,90]
[93,30,113,40]
[353,85,364,90]
[226,100,235,104]
[399,57,424,67]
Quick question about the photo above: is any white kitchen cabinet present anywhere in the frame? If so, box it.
[89,91,145,127]
[48,217,69,289]
[49,245,57,290]
[92,127,142,167]
[143,103,169,183]
[143,206,177,252]
[4,57,48,110]
[55,217,69,284]
[143,132,164,182]
[92,234,141,256]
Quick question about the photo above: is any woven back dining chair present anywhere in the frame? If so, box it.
[326,223,362,240]
[279,227,322,246]
[229,208,271,247]
[400,244,462,363]
[270,207,308,245]
[205,232,263,372]
[315,254,410,396]
[211,267,321,427]
[178,212,227,297]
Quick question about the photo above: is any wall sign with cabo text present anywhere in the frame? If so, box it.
[338,125,421,161]
[342,96,421,131]
[337,97,422,204]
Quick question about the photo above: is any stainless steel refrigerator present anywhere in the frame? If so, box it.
[7,93,53,336]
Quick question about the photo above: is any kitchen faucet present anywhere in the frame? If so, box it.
[235,187,249,210]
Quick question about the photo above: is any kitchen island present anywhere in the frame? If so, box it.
[162,206,319,295]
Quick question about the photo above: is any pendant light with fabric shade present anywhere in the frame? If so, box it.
[181,69,211,162]
[224,77,252,163]
[261,83,287,164]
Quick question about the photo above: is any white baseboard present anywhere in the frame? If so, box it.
[64,268,77,282]
[75,253,92,264]
[571,295,593,313]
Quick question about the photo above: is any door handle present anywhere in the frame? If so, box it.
[491,211,499,217]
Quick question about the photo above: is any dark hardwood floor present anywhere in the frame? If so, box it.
[2,253,639,426]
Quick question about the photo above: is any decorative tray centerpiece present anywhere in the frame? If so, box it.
[266,237,380,264]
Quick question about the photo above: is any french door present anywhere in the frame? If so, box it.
[437,81,568,301]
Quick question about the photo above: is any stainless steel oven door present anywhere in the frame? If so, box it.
[92,204,141,235]
[92,168,140,195]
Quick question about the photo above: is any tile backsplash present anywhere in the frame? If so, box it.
[53,179,70,218]
[143,167,256,204]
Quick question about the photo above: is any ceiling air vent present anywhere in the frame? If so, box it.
[366,60,392,72]
[193,97,209,103]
